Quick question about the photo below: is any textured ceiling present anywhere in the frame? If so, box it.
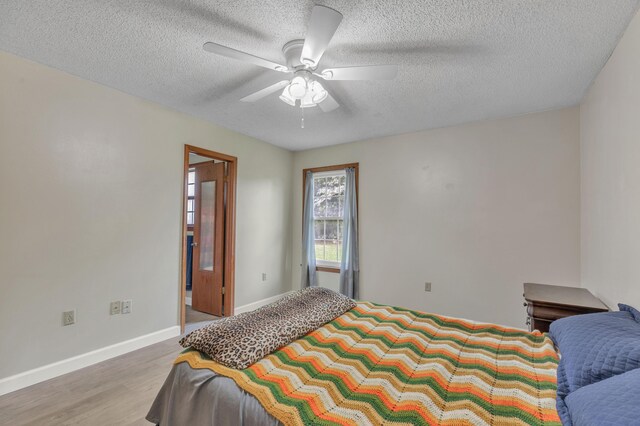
[1,1,638,151]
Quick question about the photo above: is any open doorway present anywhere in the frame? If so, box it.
[181,145,237,333]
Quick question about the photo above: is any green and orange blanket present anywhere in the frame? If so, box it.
[176,302,561,425]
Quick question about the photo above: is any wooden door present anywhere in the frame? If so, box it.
[192,161,225,316]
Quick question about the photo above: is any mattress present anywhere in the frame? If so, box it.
[147,361,280,426]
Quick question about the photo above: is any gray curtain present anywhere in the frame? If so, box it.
[301,171,317,287]
[339,168,359,299]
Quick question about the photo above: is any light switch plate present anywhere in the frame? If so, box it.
[424,282,432,292]
[110,301,121,315]
[122,299,132,314]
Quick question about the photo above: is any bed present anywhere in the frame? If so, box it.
[147,288,640,425]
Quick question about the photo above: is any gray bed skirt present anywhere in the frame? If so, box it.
[146,361,282,426]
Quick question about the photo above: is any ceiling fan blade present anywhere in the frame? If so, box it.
[203,42,289,72]
[240,80,290,102]
[319,91,339,112]
[300,5,343,67]
[319,65,398,80]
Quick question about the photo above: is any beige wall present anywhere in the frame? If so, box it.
[8,19,631,378]
[292,108,581,328]
[580,10,640,308]
[0,51,293,378]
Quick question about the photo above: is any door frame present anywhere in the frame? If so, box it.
[181,144,237,332]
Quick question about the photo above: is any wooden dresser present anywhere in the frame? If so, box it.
[523,283,609,333]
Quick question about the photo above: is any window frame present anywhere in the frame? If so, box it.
[302,163,359,273]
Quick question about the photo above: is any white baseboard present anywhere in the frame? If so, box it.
[234,291,294,315]
[0,326,181,397]
[0,293,294,396]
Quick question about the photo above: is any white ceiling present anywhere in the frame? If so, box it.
[1,1,638,151]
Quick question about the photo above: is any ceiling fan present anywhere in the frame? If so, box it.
[203,5,398,114]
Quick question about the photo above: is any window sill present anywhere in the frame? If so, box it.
[316,266,340,273]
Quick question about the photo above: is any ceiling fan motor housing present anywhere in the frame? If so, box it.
[282,39,307,70]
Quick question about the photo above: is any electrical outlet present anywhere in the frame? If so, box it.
[262,273,267,282]
[63,310,76,326]
[122,299,132,314]
[110,301,121,315]
[424,282,432,292]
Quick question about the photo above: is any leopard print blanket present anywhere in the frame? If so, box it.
[179,287,356,369]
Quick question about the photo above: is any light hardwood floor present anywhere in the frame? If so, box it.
[185,305,218,324]
[0,338,183,426]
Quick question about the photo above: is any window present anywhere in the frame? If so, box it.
[187,168,195,228]
[314,171,345,267]
[304,163,358,272]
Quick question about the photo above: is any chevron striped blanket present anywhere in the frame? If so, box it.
[176,301,561,425]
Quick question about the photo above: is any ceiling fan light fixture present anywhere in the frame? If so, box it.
[279,87,296,106]
[310,81,328,104]
[288,75,308,99]
[300,91,317,108]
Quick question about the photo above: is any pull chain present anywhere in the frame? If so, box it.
[300,107,305,129]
